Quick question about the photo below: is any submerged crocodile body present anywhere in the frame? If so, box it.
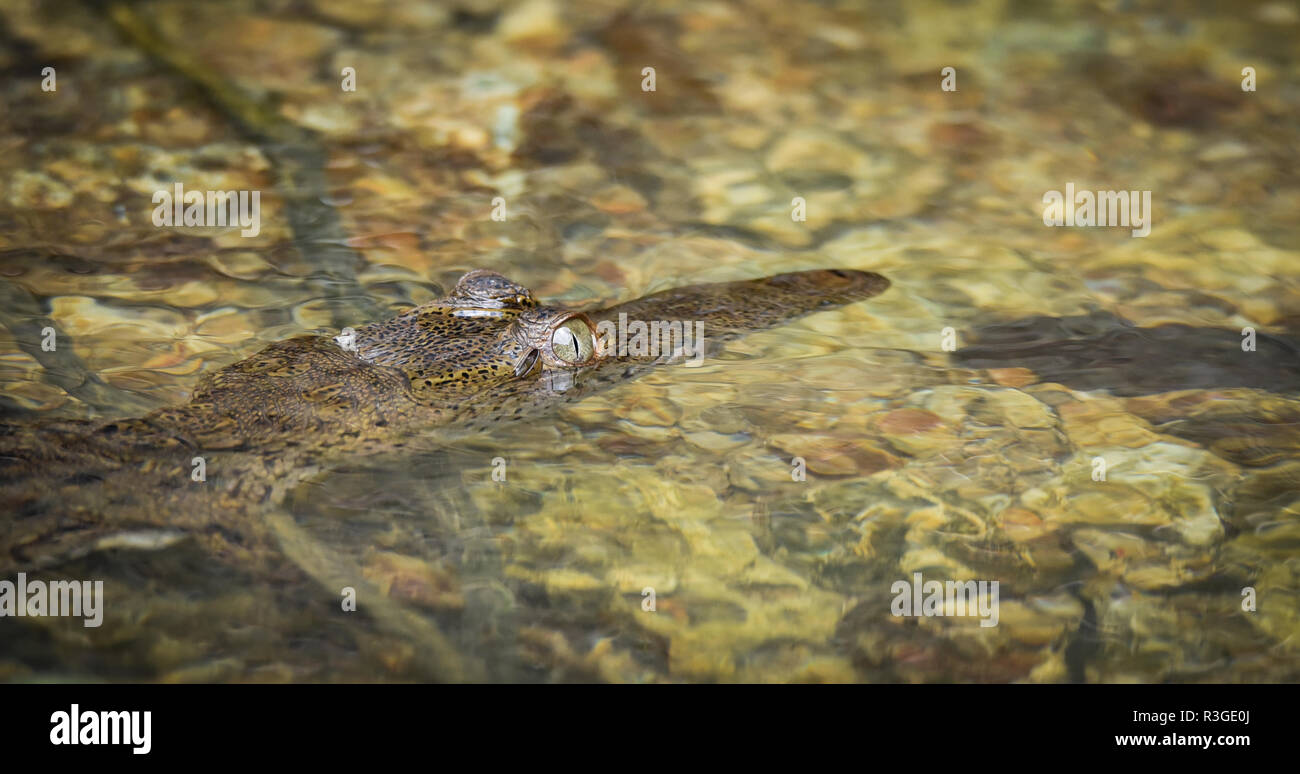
[0,269,889,581]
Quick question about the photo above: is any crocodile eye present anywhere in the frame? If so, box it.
[551,318,595,365]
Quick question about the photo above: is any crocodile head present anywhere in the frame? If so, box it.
[347,267,891,416]
[347,269,604,402]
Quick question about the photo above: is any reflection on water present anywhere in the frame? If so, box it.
[2,0,1299,682]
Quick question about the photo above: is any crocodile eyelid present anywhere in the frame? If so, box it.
[514,348,540,378]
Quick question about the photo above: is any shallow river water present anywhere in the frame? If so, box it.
[1,0,1299,682]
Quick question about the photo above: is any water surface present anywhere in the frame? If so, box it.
[1,0,1299,682]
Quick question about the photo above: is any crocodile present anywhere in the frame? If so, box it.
[0,268,889,585]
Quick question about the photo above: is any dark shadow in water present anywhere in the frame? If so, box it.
[0,264,163,418]
[953,310,1300,396]
[94,0,381,328]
